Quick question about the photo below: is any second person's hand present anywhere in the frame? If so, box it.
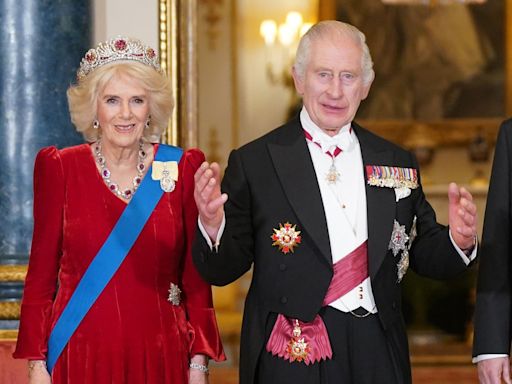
[194,162,228,241]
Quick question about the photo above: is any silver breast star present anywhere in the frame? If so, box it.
[389,220,409,256]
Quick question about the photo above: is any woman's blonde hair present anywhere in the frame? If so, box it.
[67,61,173,142]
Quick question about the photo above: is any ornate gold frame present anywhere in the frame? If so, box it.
[319,0,512,148]
[0,265,27,282]
[0,265,26,323]
[159,0,198,148]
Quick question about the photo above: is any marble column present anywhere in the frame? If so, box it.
[0,0,91,320]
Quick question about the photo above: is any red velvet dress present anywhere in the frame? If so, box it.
[14,144,225,383]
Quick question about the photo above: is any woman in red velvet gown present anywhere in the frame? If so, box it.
[13,37,225,384]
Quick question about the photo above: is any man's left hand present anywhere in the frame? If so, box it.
[448,182,477,251]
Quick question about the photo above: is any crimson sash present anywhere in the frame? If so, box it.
[266,241,368,364]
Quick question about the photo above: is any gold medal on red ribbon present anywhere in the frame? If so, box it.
[286,320,310,362]
[271,222,301,254]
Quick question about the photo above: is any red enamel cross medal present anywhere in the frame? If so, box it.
[271,222,301,254]
[286,320,310,362]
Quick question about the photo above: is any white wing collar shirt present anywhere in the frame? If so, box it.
[300,107,377,315]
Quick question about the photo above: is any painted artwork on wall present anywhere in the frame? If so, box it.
[333,1,505,120]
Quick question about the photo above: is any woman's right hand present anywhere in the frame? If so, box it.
[28,360,52,384]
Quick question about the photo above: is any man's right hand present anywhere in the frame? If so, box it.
[478,357,512,384]
[194,162,228,241]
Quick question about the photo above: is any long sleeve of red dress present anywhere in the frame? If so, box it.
[14,147,64,359]
[179,149,226,360]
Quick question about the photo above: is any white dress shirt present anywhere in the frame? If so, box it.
[300,108,377,314]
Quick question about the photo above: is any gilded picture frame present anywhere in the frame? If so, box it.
[159,0,199,149]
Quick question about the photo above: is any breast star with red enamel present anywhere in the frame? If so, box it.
[271,222,302,254]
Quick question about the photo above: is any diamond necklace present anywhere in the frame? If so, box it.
[93,139,147,199]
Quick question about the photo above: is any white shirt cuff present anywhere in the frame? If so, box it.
[449,230,477,265]
[198,215,225,251]
[472,354,509,363]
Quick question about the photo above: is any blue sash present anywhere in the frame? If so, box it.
[46,144,183,372]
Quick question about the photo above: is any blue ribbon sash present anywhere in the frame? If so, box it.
[46,144,183,372]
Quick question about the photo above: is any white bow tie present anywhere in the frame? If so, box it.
[316,130,353,153]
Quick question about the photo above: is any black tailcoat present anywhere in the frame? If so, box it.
[473,119,512,358]
[194,118,469,384]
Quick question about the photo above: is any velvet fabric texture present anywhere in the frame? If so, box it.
[14,144,225,383]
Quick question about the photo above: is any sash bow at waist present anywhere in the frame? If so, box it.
[266,241,368,364]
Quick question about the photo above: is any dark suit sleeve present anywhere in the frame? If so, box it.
[193,149,254,286]
[473,120,512,356]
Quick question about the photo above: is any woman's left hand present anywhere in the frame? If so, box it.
[189,368,209,384]
[189,354,209,384]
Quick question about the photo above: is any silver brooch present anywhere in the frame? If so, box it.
[389,216,417,282]
[151,160,178,193]
[167,282,181,306]
[160,172,176,193]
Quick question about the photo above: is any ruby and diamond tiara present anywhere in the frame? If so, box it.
[77,37,163,82]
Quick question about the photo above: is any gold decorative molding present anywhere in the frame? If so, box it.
[0,265,27,281]
[360,118,502,149]
[159,0,178,145]
[159,0,199,149]
[159,0,198,148]
[179,0,199,149]
[0,302,20,320]
[0,329,18,341]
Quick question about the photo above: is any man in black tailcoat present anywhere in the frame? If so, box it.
[194,20,478,384]
[473,119,512,384]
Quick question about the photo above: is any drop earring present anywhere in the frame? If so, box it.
[93,120,100,129]
[145,116,151,129]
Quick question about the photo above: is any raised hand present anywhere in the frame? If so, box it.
[194,162,228,241]
[447,182,477,251]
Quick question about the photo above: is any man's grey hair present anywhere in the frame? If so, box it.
[294,20,375,86]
